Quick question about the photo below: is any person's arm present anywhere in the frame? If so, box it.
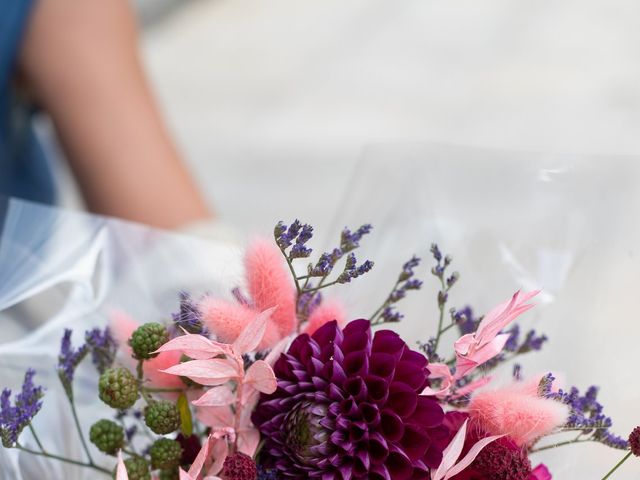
[18,0,211,229]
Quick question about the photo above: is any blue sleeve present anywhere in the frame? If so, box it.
[0,0,36,87]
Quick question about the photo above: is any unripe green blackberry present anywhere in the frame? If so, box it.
[144,400,180,434]
[98,367,139,409]
[129,323,169,360]
[150,438,183,470]
[89,419,124,455]
[112,457,151,480]
[158,468,179,480]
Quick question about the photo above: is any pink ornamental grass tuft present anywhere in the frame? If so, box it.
[468,381,569,446]
[200,238,296,349]
[244,237,296,337]
[302,298,346,334]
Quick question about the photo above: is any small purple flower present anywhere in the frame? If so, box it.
[172,291,206,334]
[454,306,477,335]
[340,224,372,252]
[0,369,44,447]
[85,327,117,374]
[57,330,89,397]
[546,382,628,449]
[336,254,374,284]
[275,220,313,256]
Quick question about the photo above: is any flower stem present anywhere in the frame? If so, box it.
[432,276,448,353]
[28,424,46,453]
[16,444,110,475]
[529,437,592,453]
[68,396,95,465]
[601,451,632,479]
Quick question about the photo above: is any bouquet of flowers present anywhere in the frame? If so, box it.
[1,218,638,480]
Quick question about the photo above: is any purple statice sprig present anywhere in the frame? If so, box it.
[0,369,44,448]
[430,244,460,354]
[370,255,423,326]
[537,376,629,451]
[85,327,117,375]
[57,329,89,399]
[274,220,374,315]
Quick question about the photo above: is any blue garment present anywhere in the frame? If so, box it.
[0,0,55,204]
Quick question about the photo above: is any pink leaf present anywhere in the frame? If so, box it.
[237,427,261,457]
[162,358,239,386]
[192,386,236,407]
[244,360,277,394]
[232,307,275,355]
[196,405,234,429]
[206,438,229,476]
[422,363,454,398]
[116,451,128,480]
[431,419,468,480]
[264,335,291,366]
[155,334,231,360]
[188,434,213,477]
[444,434,503,479]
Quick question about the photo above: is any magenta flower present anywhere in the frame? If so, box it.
[253,319,448,479]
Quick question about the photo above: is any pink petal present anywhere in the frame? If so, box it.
[162,358,239,386]
[529,464,553,480]
[232,307,275,356]
[264,335,291,366]
[237,427,260,457]
[192,385,236,407]
[452,375,492,398]
[244,359,277,394]
[155,334,231,360]
[475,290,539,345]
[431,419,468,480]
[196,405,234,429]
[444,434,504,479]
[422,363,454,398]
[116,451,128,480]
[303,299,346,335]
[179,469,194,480]
[188,434,213,477]
[143,351,185,391]
[244,238,297,337]
[206,438,229,476]
[454,334,509,379]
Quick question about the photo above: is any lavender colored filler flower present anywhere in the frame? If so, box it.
[253,319,448,479]
[0,369,44,447]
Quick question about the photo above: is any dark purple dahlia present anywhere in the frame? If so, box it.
[253,320,447,479]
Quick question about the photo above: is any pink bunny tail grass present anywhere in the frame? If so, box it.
[108,310,139,357]
[303,299,346,335]
[199,297,283,350]
[468,386,569,446]
[244,237,296,337]
[144,350,185,391]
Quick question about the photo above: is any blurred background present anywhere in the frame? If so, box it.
[41,0,640,234]
[4,1,640,478]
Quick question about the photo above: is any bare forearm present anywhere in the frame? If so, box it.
[19,0,211,229]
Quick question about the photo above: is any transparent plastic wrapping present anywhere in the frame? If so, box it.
[329,144,640,478]
[1,144,640,478]
[0,196,243,479]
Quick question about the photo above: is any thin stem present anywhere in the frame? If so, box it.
[142,387,186,394]
[529,437,592,453]
[68,397,95,465]
[16,444,110,475]
[432,276,448,353]
[28,424,46,453]
[601,451,632,479]
[369,279,402,325]
[281,249,302,297]
[302,280,339,294]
